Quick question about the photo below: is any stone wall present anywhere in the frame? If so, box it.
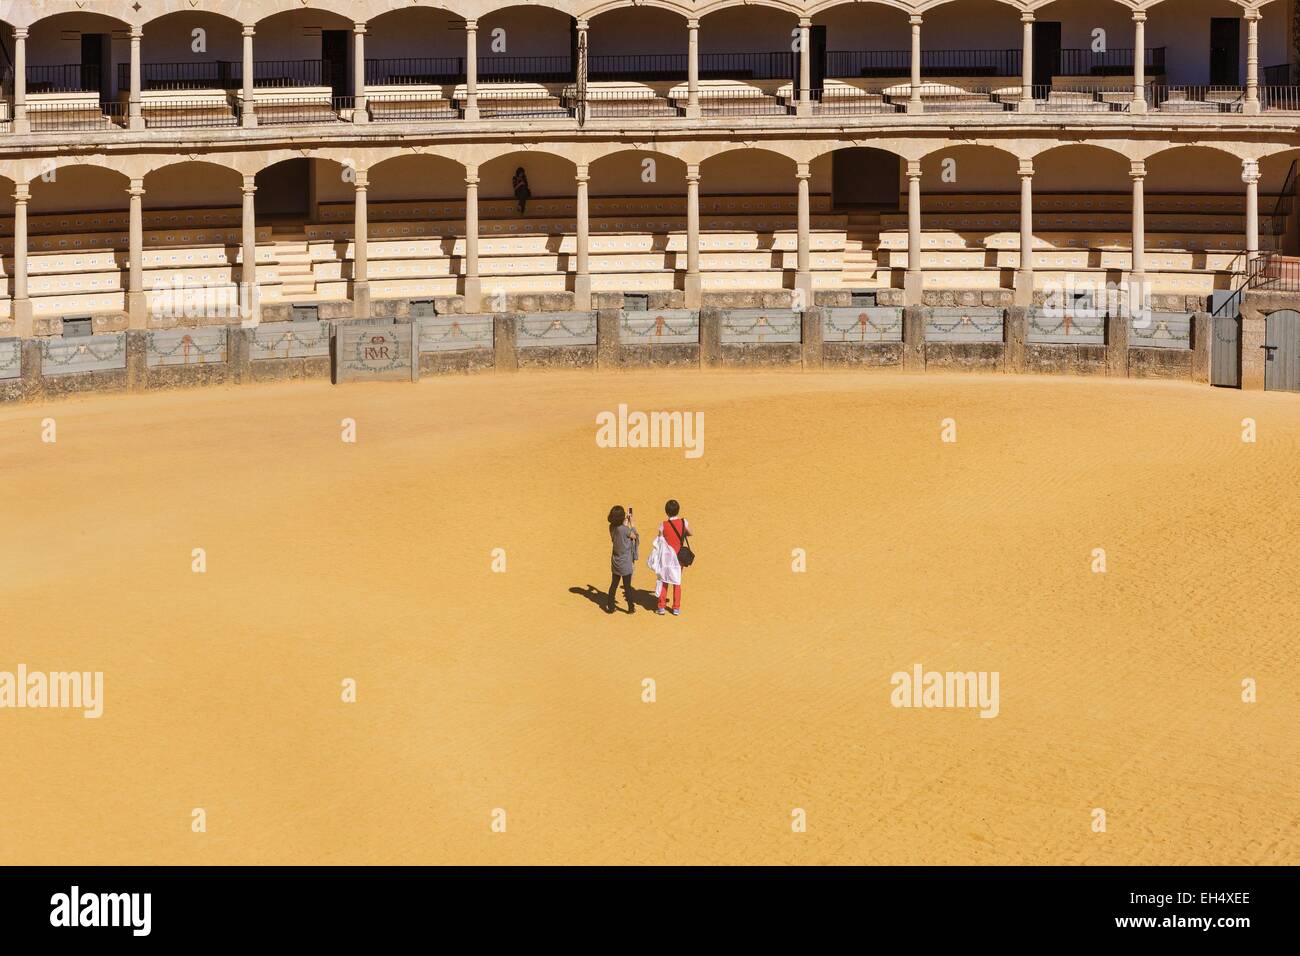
[0,296,1234,405]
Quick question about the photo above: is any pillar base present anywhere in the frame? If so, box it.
[794,271,815,310]
[907,98,924,114]
[796,100,812,117]
[574,274,592,311]
[1130,96,1147,114]
[129,112,144,131]
[12,298,33,339]
[13,115,30,135]
[463,103,480,121]
[241,111,258,129]
[1013,270,1035,308]
[903,270,923,307]
[1017,97,1035,113]
[239,288,261,329]
[352,280,371,319]
[463,276,482,313]
[127,290,148,330]
[352,103,370,124]
[1244,99,1261,116]
[685,101,701,120]
[684,272,702,310]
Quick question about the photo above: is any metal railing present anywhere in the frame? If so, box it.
[233,59,338,89]
[141,99,241,128]
[812,90,902,115]
[117,61,237,91]
[26,100,127,131]
[25,63,102,93]
[698,51,797,81]
[251,96,352,126]
[364,57,464,86]
[477,56,572,83]
[826,49,1020,78]
[1054,47,1165,77]
[366,94,460,122]
[581,89,681,118]
[694,88,792,115]
[1150,85,1245,113]
[589,54,687,81]
[1023,85,1136,113]
[476,90,573,119]
[1261,86,1300,111]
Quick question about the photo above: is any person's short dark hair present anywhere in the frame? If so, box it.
[515,167,525,177]
[664,499,680,517]
[608,505,626,527]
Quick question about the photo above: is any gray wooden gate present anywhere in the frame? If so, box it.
[1211,315,1240,387]
[1264,309,1300,392]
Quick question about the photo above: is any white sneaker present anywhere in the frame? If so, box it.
[671,609,681,616]
[656,608,666,616]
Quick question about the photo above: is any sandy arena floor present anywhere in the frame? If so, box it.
[1,369,1297,865]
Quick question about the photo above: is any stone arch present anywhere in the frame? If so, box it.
[589,148,689,197]
[368,153,469,202]
[28,164,131,216]
[1029,143,1132,193]
[479,149,578,201]
[699,146,800,196]
[141,161,244,210]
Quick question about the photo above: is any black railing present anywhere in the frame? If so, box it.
[697,52,797,81]
[25,63,101,93]
[1272,159,1297,242]
[117,61,237,91]
[1054,47,1165,77]
[826,49,1021,79]
[589,54,687,81]
[252,95,352,126]
[231,59,337,89]
[141,99,241,128]
[477,56,572,83]
[27,100,128,131]
[365,57,464,85]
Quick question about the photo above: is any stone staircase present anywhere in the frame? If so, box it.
[841,211,889,290]
[270,226,318,301]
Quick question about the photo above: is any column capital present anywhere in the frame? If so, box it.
[353,170,369,189]
[130,26,144,40]
[13,183,31,203]
[1129,160,1146,180]
[242,24,256,37]
[242,176,257,193]
[575,165,590,184]
[1018,159,1034,179]
[12,26,28,40]
[687,18,700,30]
[795,163,811,180]
[1241,159,1260,183]
[1131,11,1146,23]
[1244,8,1262,21]
[909,14,923,27]
[353,21,367,34]
[127,182,146,198]
[1020,11,1035,24]
[799,17,812,29]
[906,160,922,179]
[685,163,700,182]
[465,172,480,187]
[465,18,478,31]
[576,18,589,31]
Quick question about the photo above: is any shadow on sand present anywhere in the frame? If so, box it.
[570,584,660,614]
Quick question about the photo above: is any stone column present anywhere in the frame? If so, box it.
[241,25,258,128]
[464,165,481,312]
[12,184,31,337]
[13,28,28,134]
[128,27,144,130]
[353,23,369,123]
[686,19,701,119]
[1130,161,1146,287]
[904,160,923,305]
[797,18,812,117]
[1243,159,1260,261]
[1020,12,1035,112]
[127,179,146,329]
[464,19,480,121]
[908,16,924,113]
[1131,12,1147,113]
[240,176,259,326]
[353,170,370,316]
[1245,10,1261,115]
[1015,160,1035,307]
[685,164,702,308]
[795,163,813,306]
[574,165,592,310]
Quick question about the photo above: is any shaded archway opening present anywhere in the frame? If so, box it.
[26,12,131,97]
[135,12,243,91]
[253,8,355,94]
[1145,0,1259,88]
[478,7,577,84]
[816,4,912,83]
[828,146,904,209]
[1260,150,1300,257]
[365,8,467,86]
[256,157,349,222]
[588,9,687,81]
[917,0,1021,83]
[699,8,798,84]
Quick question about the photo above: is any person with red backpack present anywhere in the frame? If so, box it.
[651,499,693,616]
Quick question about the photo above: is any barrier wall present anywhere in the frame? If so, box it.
[0,306,1225,404]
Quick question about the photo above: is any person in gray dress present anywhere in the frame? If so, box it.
[606,505,638,614]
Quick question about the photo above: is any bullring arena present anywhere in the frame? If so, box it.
[2,0,1300,867]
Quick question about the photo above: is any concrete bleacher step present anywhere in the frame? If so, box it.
[270,228,318,299]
